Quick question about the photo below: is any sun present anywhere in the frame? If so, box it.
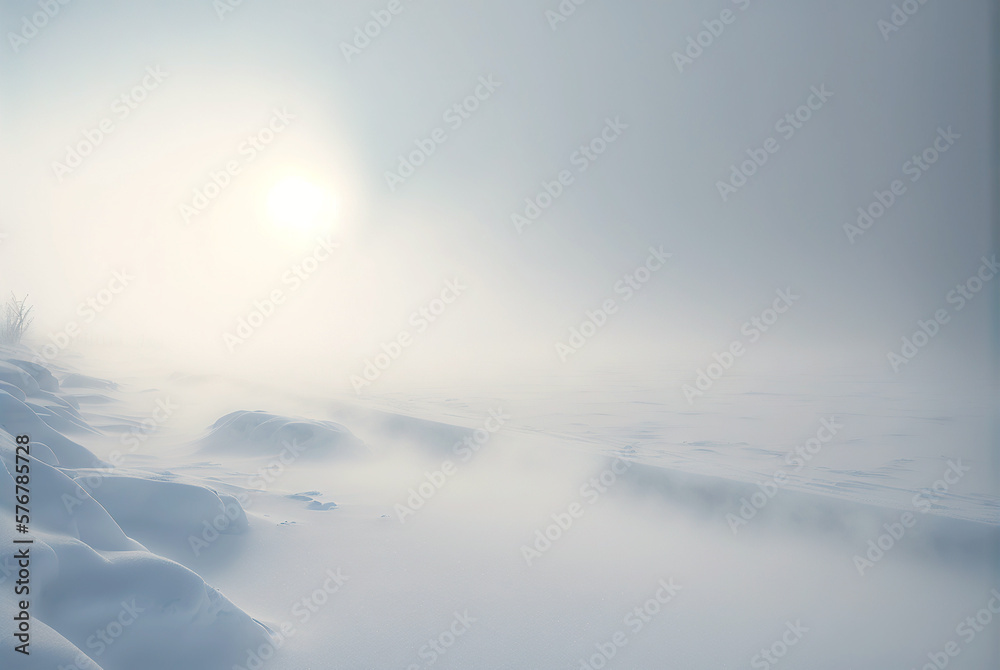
[266,176,334,231]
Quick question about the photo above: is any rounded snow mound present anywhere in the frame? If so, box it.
[0,359,42,396]
[0,444,270,670]
[75,473,249,540]
[29,537,269,670]
[199,410,369,460]
[0,390,104,468]
[6,358,60,392]
[0,352,272,669]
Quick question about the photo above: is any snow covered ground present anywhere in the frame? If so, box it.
[1,343,997,669]
[1,0,996,667]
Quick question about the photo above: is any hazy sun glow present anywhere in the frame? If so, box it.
[267,176,334,231]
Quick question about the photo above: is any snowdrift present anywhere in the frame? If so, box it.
[0,346,271,670]
[199,409,369,460]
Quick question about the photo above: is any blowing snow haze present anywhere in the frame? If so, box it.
[0,2,999,670]
[0,0,995,392]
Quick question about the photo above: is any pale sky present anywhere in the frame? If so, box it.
[0,0,995,390]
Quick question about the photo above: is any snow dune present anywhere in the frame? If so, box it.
[0,343,997,668]
[0,347,270,670]
[199,409,369,460]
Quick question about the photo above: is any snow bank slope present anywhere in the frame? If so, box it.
[0,347,270,670]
